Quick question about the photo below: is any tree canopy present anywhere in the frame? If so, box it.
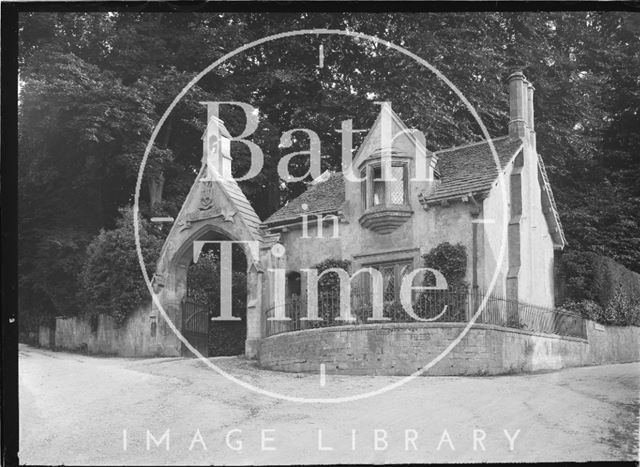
[17,11,640,327]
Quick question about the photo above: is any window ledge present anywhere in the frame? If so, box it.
[358,205,413,234]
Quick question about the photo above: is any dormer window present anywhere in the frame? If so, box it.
[362,163,409,209]
[359,161,413,234]
[373,167,385,206]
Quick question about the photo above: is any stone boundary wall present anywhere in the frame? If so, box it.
[258,320,640,376]
[38,325,54,348]
[44,306,181,357]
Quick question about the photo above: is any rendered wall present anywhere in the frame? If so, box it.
[273,110,477,296]
[258,320,639,376]
[519,142,556,308]
[276,193,475,292]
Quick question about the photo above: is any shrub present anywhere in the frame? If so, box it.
[560,299,607,323]
[559,295,640,327]
[603,286,640,326]
[416,243,469,320]
[559,250,598,303]
[558,249,640,326]
[78,207,163,326]
[422,242,468,290]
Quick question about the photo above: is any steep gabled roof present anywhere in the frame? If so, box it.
[262,136,523,227]
[351,104,431,170]
[424,136,523,203]
[157,163,264,270]
[263,171,345,226]
[538,156,567,249]
[217,175,262,237]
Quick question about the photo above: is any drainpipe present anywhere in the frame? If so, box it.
[469,193,482,321]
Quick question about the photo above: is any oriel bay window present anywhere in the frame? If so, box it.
[359,161,413,233]
[361,163,409,208]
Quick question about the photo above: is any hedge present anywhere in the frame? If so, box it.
[558,250,640,326]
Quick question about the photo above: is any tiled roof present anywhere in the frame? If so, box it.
[263,172,345,225]
[426,136,523,203]
[218,176,263,238]
[263,136,523,226]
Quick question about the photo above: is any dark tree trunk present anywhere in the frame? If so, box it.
[147,119,173,209]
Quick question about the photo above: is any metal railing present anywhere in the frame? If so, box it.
[264,289,586,339]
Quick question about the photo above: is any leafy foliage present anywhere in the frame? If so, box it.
[413,243,470,321]
[17,12,640,330]
[78,207,163,326]
[603,286,640,326]
[559,299,606,323]
[422,242,468,290]
[558,250,599,303]
[558,250,640,325]
[312,258,352,294]
[560,295,640,327]
[186,249,247,317]
[559,250,640,303]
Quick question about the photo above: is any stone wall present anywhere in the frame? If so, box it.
[38,325,54,348]
[586,320,640,364]
[258,320,639,376]
[52,305,181,357]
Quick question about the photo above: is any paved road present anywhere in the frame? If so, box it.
[19,344,639,464]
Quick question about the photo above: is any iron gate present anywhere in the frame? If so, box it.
[181,299,209,357]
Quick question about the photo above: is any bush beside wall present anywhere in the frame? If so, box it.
[558,250,640,326]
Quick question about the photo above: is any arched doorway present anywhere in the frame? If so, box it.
[171,226,254,358]
[154,219,263,358]
[184,237,247,356]
[151,149,266,358]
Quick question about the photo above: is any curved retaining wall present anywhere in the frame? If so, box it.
[258,321,640,376]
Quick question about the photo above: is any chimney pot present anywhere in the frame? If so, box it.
[508,71,527,139]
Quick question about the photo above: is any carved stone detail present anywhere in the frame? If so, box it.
[358,205,413,234]
[200,180,215,210]
[151,273,166,294]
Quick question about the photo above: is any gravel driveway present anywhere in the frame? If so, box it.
[19,344,639,464]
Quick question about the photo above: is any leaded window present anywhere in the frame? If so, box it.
[365,260,413,304]
[362,163,409,209]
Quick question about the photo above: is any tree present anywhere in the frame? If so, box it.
[18,12,640,331]
[78,207,163,326]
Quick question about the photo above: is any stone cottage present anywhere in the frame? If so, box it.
[152,71,567,362]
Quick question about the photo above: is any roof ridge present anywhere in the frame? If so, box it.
[434,135,511,155]
[264,136,523,227]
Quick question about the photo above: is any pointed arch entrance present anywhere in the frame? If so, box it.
[150,112,271,357]
[176,226,248,356]
[151,164,266,358]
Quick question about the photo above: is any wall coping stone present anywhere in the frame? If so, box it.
[261,321,589,343]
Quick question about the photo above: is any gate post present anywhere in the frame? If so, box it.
[245,264,264,358]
